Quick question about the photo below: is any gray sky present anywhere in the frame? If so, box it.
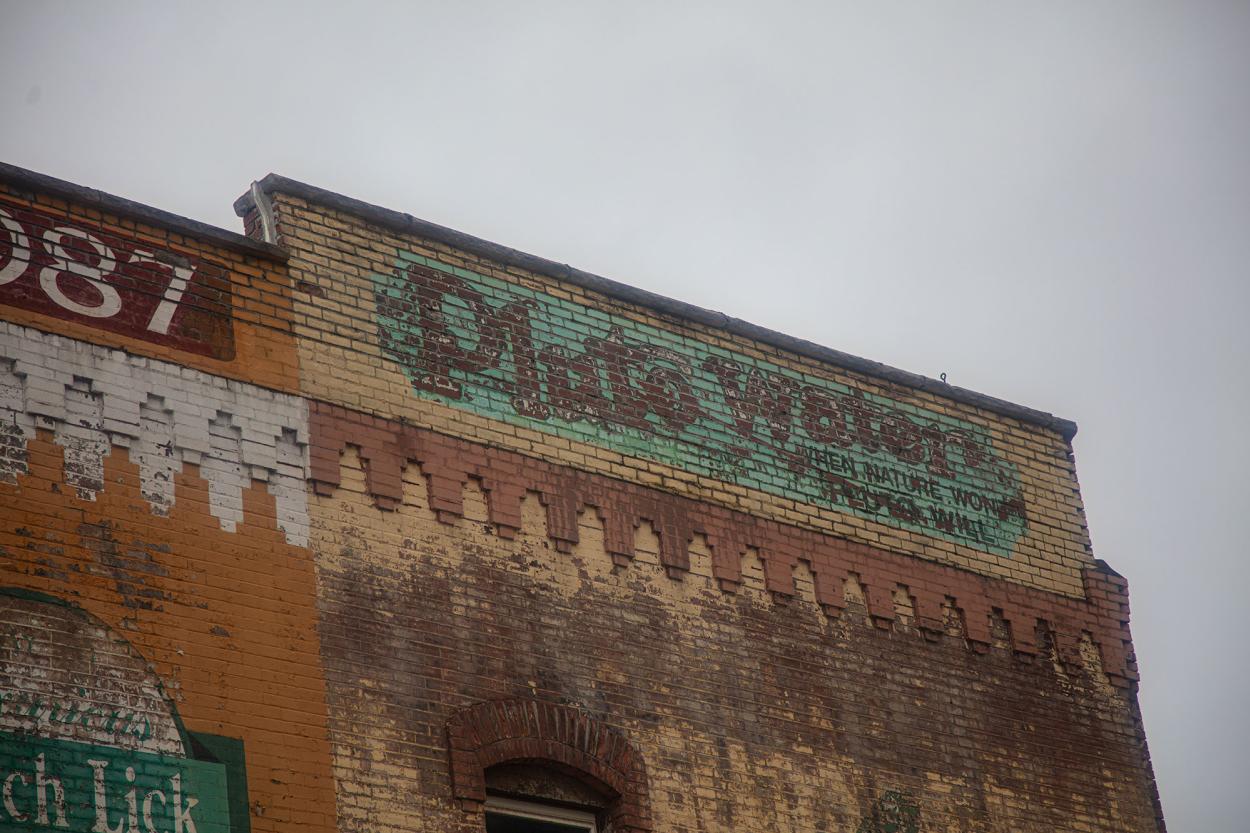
[3,2,1246,829]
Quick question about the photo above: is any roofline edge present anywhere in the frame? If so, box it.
[0,161,288,263]
[235,173,1079,441]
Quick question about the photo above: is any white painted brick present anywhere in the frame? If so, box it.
[0,322,310,545]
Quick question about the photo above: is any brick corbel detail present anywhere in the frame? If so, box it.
[309,400,1137,689]
[447,699,652,833]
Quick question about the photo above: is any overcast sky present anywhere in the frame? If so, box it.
[3,2,1246,829]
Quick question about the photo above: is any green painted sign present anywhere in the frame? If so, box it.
[0,732,230,833]
[374,252,1027,554]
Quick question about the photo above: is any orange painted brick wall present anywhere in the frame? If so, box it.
[0,167,334,833]
[0,431,337,833]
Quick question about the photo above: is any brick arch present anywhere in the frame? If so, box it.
[447,698,652,832]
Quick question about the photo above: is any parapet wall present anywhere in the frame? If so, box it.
[248,185,1093,597]
[0,167,298,391]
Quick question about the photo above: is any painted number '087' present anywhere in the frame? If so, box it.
[0,206,193,334]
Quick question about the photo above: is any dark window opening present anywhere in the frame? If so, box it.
[485,796,596,833]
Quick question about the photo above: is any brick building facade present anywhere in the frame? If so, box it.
[0,161,1164,832]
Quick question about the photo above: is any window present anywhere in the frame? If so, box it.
[447,699,651,833]
[485,796,597,833]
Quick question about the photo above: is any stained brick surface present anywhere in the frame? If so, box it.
[267,181,1163,833]
[0,164,1165,833]
[309,442,1161,832]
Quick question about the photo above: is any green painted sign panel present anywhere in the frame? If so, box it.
[374,252,1028,555]
[0,732,230,833]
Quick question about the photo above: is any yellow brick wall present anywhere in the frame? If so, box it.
[307,444,1158,833]
[273,193,1091,597]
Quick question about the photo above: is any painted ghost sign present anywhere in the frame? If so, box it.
[0,734,230,833]
[0,591,237,833]
[374,253,1028,555]
[0,198,234,360]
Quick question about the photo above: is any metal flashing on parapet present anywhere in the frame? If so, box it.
[249,181,278,245]
[233,174,1079,440]
[0,161,288,263]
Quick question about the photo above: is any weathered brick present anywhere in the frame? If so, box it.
[0,162,1165,833]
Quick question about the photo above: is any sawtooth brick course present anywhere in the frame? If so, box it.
[307,399,1136,687]
[0,323,310,546]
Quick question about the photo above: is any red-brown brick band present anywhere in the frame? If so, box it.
[447,698,652,832]
[308,400,1135,687]
[0,195,236,359]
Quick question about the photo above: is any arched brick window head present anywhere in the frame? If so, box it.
[447,699,653,833]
